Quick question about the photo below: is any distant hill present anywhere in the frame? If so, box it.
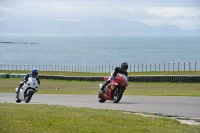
[0,17,199,36]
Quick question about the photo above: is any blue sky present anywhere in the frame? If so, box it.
[0,0,200,30]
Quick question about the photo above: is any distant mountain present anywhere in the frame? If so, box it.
[0,17,199,36]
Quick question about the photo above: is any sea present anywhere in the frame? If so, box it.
[0,33,200,67]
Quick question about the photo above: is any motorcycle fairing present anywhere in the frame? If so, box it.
[102,81,119,100]
[17,77,38,101]
[19,89,24,100]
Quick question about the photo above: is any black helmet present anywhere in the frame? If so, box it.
[121,62,128,71]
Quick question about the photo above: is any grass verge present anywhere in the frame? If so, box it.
[0,103,199,133]
[0,78,200,96]
[1,70,200,76]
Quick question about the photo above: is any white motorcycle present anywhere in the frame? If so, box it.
[15,77,39,103]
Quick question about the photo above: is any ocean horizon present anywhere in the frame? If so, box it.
[0,34,200,67]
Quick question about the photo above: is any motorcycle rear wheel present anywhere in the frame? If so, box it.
[113,87,124,103]
[98,91,106,103]
[25,91,34,103]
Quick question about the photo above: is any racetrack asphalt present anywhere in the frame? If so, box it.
[0,93,199,125]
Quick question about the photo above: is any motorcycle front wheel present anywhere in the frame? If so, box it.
[25,91,34,103]
[113,87,124,103]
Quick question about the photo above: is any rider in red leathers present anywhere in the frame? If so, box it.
[100,62,128,93]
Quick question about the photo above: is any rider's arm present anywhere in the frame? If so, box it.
[125,72,128,77]
[24,74,29,82]
[37,77,40,85]
[112,67,120,77]
[108,67,119,81]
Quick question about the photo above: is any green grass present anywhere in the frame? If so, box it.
[0,103,199,133]
[1,70,200,76]
[0,78,200,96]
[0,71,200,132]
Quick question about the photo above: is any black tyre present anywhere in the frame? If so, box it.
[25,91,34,103]
[15,93,21,103]
[113,87,124,103]
[98,91,106,103]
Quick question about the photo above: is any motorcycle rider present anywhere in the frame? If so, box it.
[16,68,40,94]
[100,62,128,93]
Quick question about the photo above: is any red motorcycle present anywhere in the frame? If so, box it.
[98,73,128,103]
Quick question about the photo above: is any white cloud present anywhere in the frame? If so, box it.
[140,7,200,30]
[0,7,11,11]
[0,18,8,22]
[51,19,81,22]
[0,7,11,17]
[0,1,200,30]
[120,8,161,20]
[146,7,200,18]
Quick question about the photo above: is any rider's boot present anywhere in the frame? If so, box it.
[16,83,23,94]
[100,84,106,93]
[16,88,20,94]
[100,80,110,93]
